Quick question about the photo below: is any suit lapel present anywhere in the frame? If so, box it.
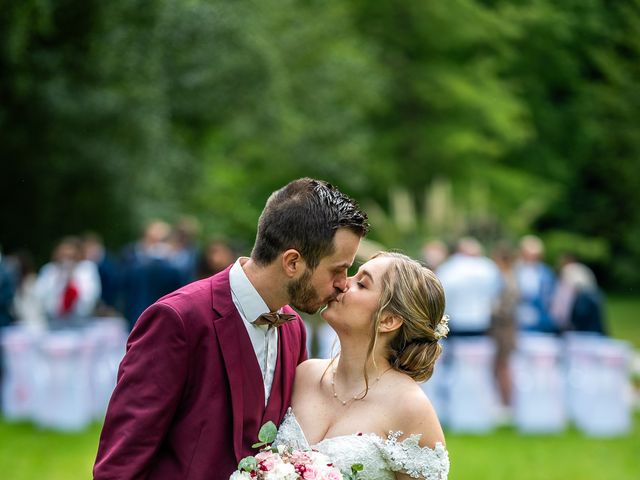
[213,315,245,462]
[210,267,258,462]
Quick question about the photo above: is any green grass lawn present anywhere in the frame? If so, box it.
[1,296,638,480]
[446,419,640,480]
[1,416,638,480]
[0,420,102,480]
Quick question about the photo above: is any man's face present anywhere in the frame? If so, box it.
[287,228,361,314]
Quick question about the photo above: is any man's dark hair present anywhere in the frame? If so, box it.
[251,178,369,269]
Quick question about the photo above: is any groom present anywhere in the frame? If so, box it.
[93,178,369,480]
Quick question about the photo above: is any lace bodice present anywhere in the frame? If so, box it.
[274,408,449,480]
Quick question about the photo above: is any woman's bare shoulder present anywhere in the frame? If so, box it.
[384,376,446,448]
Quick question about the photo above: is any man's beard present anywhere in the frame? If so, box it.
[287,269,326,314]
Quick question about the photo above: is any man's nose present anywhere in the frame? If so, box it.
[335,274,349,293]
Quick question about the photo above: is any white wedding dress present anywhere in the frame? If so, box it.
[274,408,449,480]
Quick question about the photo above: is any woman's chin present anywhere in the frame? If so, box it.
[320,301,337,319]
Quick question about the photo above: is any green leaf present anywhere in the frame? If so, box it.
[251,441,266,449]
[238,456,257,472]
[257,421,277,445]
[351,463,364,472]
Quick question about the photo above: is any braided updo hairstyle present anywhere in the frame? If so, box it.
[366,252,447,383]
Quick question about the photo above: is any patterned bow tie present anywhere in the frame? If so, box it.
[253,311,296,327]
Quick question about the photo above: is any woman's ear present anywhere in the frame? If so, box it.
[281,249,305,278]
[379,313,403,333]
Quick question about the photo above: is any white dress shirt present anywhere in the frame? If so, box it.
[34,260,101,319]
[229,258,278,404]
[437,253,502,332]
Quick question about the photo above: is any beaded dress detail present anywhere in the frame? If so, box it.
[274,408,449,480]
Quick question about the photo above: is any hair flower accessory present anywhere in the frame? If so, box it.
[434,314,449,340]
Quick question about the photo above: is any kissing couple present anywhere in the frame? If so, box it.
[94,178,450,480]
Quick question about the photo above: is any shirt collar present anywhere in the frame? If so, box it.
[229,257,271,325]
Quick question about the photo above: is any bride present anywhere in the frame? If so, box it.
[275,252,450,480]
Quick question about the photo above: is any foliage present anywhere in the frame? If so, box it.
[494,0,640,289]
[0,0,182,260]
[1,0,640,289]
[251,420,277,449]
[362,176,560,258]
[607,296,640,348]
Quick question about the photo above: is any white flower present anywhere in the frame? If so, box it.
[434,314,450,340]
[229,471,252,480]
[264,461,297,480]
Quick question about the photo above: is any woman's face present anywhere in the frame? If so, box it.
[321,256,393,335]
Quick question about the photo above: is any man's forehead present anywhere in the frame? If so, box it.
[319,255,352,269]
[315,230,360,268]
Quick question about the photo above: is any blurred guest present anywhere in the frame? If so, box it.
[197,239,237,279]
[169,216,201,284]
[553,259,606,334]
[34,236,101,328]
[83,232,121,315]
[0,249,16,328]
[10,250,46,330]
[437,237,502,335]
[0,249,16,411]
[121,221,183,330]
[421,239,449,271]
[550,252,579,330]
[490,243,519,409]
[514,235,556,333]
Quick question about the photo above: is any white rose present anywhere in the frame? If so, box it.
[229,471,252,480]
[264,461,297,480]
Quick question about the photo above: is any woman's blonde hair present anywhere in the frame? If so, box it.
[366,251,446,384]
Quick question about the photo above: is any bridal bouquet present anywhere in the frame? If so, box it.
[229,422,362,480]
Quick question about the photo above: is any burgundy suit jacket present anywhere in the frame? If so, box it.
[94,267,307,479]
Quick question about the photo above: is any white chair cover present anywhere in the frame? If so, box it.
[32,330,93,431]
[86,318,128,418]
[446,337,498,433]
[512,333,566,433]
[1,327,41,420]
[565,333,633,436]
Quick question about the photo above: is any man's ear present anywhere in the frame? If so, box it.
[379,313,403,334]
[281,249,306,278]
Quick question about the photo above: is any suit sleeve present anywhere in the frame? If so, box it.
[94,303,188,479]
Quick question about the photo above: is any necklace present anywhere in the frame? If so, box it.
[330,366,391,406]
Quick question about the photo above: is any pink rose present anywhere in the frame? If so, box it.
[255,451,274,462]
[256,451,276,472]
[291,451,312,465]
[302,465,319,480]
[258,458,275,472]
[325,471,342,480]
